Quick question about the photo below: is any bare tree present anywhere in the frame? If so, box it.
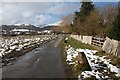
[59,14,75,33]
[100,5,118,30]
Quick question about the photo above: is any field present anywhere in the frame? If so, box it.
[0,35,57,66]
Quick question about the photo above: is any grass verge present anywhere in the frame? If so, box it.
[67,37,96,50]
[67,37,120,68]
[61,36,91,79]
[62,36,120,79]
[61,37,73,79]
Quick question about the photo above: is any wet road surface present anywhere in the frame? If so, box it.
[2,36,66,78]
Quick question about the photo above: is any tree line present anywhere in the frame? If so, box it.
[53,2,120,41]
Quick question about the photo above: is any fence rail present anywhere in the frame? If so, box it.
[91,37,105,48]
[71,35,105,48]
[70,35,120,57]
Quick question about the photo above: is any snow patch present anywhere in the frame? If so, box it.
[65,45,120,79]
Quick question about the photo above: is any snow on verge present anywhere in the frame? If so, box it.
[65,45,120,79]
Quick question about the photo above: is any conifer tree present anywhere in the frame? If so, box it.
[72,2,94,34]
[79,2,94,21]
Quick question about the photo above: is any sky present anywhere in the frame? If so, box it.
[0,2,118,27]
[0,2,80,26]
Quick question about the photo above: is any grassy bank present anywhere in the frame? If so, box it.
[67,37,120,68]
[66,37,96,50]
[62,36,120,79]
[61,36,92,79]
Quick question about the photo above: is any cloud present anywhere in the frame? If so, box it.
[1,0,119,2]
[1,2,54,25]
[48,2,80,15]
[0,3,3,25]
[22,11,33,18]
[1,2,80,27]
[34,14,52,25]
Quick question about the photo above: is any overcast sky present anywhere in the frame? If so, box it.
[0,2,117,27]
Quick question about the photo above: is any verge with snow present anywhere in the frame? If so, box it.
[65,45,120,79]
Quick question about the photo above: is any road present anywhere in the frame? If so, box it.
[2,36,66,78]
